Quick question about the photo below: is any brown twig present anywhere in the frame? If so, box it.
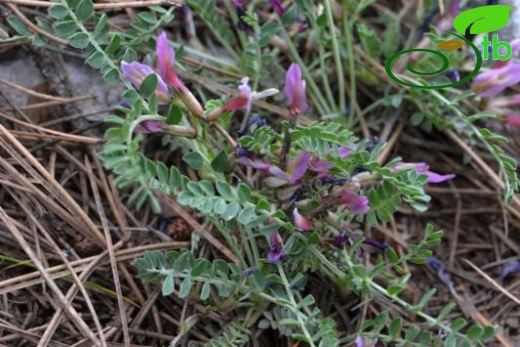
[0,79,71,102]
[6,189,108,347]
[0,206,104,347]
[445,129,520,222]
[0,124,107,246]
[85,157,131,346]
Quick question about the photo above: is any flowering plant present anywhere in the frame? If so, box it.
[37,0,515,346]
[104,32,472,347]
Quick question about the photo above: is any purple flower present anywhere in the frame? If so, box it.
[293,208,313,231]
[445,69,460,82]
[284,63,308,115]
[269,0,285,16]
[361,237,389,251]
[133,120,196,138]
[415,163,455,183]
[234,3,254,35]
[264,152,311,187]
[426,257,458,297]
[471,63,520,97]
[237,152,311,188]
[309,146,352,175]
[392,162,455,183]
[121,32,203,116]
[355,336,376,347]
[241,267,256,280]
[268,232,285,263]
[500,259,520,280]
[121,61,170,103]
[491,39,520,69]
[324,231,348,248]
[338,191,370,214]
[235,146,254,158]
[135,120,167,133]
[236,157,271,170]
[237,114,267,137]
[156,32,183,90]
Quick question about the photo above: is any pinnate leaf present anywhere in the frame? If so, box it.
[68,32,89,48]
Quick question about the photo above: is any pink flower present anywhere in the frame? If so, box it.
[224,77,253,111]
[507,114,520,129]
[483,94,520,128]
[284,63,308,114]
[392,162,455,183]
[415,163,455,183]
[293,208,313,231]
[485,94,520,111]
[471,63,520,97]
[338,191,369,214]
[120,61,170,103]
[156,32,203,116]
[206,78,278,121]
[156,32,183,90]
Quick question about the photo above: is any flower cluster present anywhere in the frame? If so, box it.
[120,32,278,135]
[122,32,203,116]
[232,64,456,263]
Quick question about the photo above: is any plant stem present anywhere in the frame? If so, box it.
[316,30,337,112]
[342,9,357,125]
[276,262,317,347]
[324,0,346,113]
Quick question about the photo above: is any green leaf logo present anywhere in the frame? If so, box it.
[453,5,514,35]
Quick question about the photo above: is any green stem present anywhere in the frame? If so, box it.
[324,0,346,113]
[316,31,337,112]
[276,262,317,347]
[342,10,357,125]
